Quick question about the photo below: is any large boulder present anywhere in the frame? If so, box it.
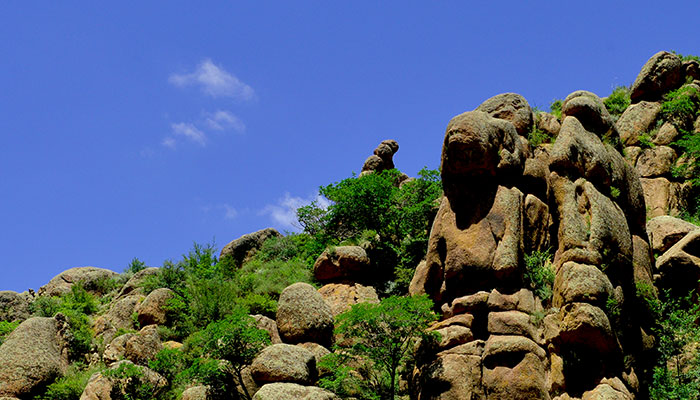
[93,294,144,343]
[0,316,69,397]
[536,112,561,138]
[635,146,676,177]
[124,325,162,365]
[39,266,118,297]
[117,267,159,299]
[482,335,548,400]
[562,91,616,138]
[250,344,317,385]
[640,177,691,218]
[254,314,283,344]
[220,228,281,267]
[276,283,334,347]
[475,93,534,136]
[656,230,700,295]
[317,282,379,316]
[616,101,661,145]
[0,291,32,322]
[252,383,339,400]
[313,246,371,283]
[136,288,174,326]
[630,51,683,103]
[553,262,613,309]
[647,215,700,254]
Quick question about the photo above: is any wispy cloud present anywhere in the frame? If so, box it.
[204,110,245,133]
[260,193,330,231]
[169,59,254,100]
[171,122,207,146]
[201,203,239,221]
[161,137,177,149]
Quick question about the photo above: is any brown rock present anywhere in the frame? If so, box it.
[434,325,474,350]
[475,93,534,136]
[250,344,317,385]
[616,101,661,145]
[562,91,616,137]
[362,140,400,174]
[296,343,330,376]
[313,246,371,283]
[276,283,334,347]
[640,177,691,218]
[450,291,490,315]
[487,289,536,313]
[524,194,551,254]
[103,333,136,365]
[252,383,339,400]
[79,361,166,400]
[117,267,159,299]
[684,59,700,81]
[630,51,683,103]
[0,291,32,322]
[254,314,282,344]
[482,336,548,400]
[317,283,378,316]
[416,353,484,400]
[632,235,655,289]
[0,316,69,397]
[635,146,676,177]
[656,230,700,295]
[136,288,174,326]
[181,385,209,400]
[487,311,541,343]
[647,215,699,254]
[39,266,118,297]
[558,302,616,355]
[553,262,613,308]
[94,294,144,341]
[220,228,281,267]
[536,112,561,138]
[124,325,162,365]
[654,121,681,145]
[624,146,642,166]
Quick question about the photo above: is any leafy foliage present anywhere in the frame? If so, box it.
[524,249,555,301]
[125,257,147,274]
[327,295,439,400]
[662,86,699,127]
[102,362,156,400]
[40,363,103,400]
[0,320,19,346]
[604,85,631,118]
[550,99,563,120]
[299,168,441,294]
[644,289,700,400]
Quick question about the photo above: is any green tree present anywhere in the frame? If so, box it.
[331,295,439,400]
[199,306,271,400]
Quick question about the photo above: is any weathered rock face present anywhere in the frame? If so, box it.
[136,287,174,326]
[0,291,32,322]
[251,344,317,385]
[411,91,648,400]
[647,215,700,254]
[39,266,118,297]
[252,383,339,400]
[317,282,379,316]
[313,246,371,283]
[630,51,683,103]
[475,93,534,136]
[0,316,69,397]
[617,101,661,146]
[656,230,700,296]
[79,361,167,400]
[276,283,334,347]
[220,228,281,268]
[361,139,400,175]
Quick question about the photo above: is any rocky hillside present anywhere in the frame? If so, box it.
[0,50,699,400]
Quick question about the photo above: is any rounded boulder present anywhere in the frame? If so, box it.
[276,283,334,347]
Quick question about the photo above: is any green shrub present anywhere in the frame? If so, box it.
[550,99,563,120]
[528,124,552,147]
[30,296,62,317]
[662,86,699,127]
[524,249,555,301]
[604,86,631,118]
[0,321,19,346]
[125,257,147,274]
[40,363,102,400]
[102,362,155,400]
[331,295,439,400]
[672,50,700,63]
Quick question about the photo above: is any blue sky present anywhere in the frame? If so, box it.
[1,2,698,292]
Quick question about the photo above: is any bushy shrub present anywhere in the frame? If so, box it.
[102,362,155,400]
[662,86,699,127]
[550,99,563,119]
[124,257,147,274]
[329,295,439,400]
[524,249,555,301]
[604,86,631,118]
[40,363,102,400]
[0,321,19,346]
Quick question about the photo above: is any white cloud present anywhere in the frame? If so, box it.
[169,59,254,100]
[171,122,207,146]
[161,137,177,149]
[205,110,245,133]
[201,203,239,221]
[222,204,238,220]
[261,193,330,231]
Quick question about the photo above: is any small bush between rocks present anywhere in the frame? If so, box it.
[604,85,631,119]
[524,249,555,301]
[0,320,19,346]
[39,363,103,400]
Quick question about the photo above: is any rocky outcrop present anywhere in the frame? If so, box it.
[647,215,699,254]
[630,51,683,103]
[617,101,661,145]
[79,361,167,400]
[276,283,334,347]
[136,287,174,326]
[318,282,379,316]
[313,246,371,283]
[93,293,144,343]
[254,314,283,344]
[0,316,70,397]
[39,266,118,297]
[117,267,159,298]
[252,383,339,400]
[656,230,700,296]
[476,93,534,136]
[0,291,32,322]
[220,228,281,268]
[361,140,400,175]
[411,87,648,399]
